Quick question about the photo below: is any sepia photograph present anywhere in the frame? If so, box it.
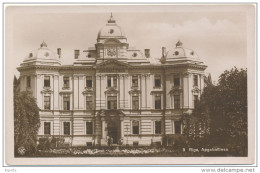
[4,4,256,165]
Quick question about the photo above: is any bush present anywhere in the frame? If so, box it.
[165,134,187,149]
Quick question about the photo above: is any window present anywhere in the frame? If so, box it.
[44,122,51,135]
[132,75,138,87]
[194,95,199,109]
[107,76,112,87]
[86,76,92,88]
[155,96,161,109]
[154,75,161,87]
[132,120,139,135]
[174,74,180,86]
[113,76,117,88]
[26,76,31,88]
[174,121,181,134]
[132,96,139,110]
[63,122,70,135]
[86,122,93,135]
[63,76,69,88]
[86,96,93,110]
[44,96,51,110]
[63,96,70,110]
[107,96,117,110]
[174,95,180,109]
[44,76,50,87]
[193,75,198,86]
[155,121,161,134]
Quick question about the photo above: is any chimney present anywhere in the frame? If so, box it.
[144,49,150,58]
[162,47,166,58]
[57,48,61,57]
[74,50,80,59]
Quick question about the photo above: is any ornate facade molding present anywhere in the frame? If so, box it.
[169,86,183,95]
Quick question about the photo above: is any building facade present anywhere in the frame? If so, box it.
[17,14,207,146]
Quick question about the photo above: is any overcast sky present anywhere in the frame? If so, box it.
[6,5,254,82]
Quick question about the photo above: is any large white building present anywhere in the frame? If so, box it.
[17,14,207,146]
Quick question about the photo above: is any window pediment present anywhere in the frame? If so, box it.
[129,89,141,95]
[104,87,119,94]
[192,86,200,94]
[41,89,53,94]
[169,86,183,95]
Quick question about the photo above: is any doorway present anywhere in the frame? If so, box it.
[107,118,121,144]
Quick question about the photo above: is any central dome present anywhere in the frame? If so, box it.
[97,13,126,39]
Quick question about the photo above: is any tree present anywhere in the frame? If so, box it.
[14,76,40,156]
[183,67,247,156]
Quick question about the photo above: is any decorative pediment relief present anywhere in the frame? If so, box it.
[59,91,72,95]
[96,59,131,69]
[192,86,200,94]
[169,86,183,95]
[150,90,163,95]
[129,89,141,95]
[41,88,53,94]
[104,87,119,94]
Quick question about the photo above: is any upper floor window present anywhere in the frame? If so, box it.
[44,122,51,135]
[63,96,70,110]
[86,96,93,110]
[63,122,70,135]
[174,121,181,134]
[86,122,93,135]
[155,96,161,110]
[174,95,180,109]
[174,74,180,86]
[155,121,162,134]
[86,76,92,88]
[26,76,31,88]
[113,76,117,88]
[194,95,199,109]
[107,76,112,87]
[132,96,139,110]
[132,120,139,135]
[154,75,161,88]
[63,76,70,88]
[44,76,50,87]
[132,75,138,87]
[44,96,51,110]
[107,96,117,110]
[193,75,198,87]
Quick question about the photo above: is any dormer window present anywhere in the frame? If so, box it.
[63,76,70,88]
[193,75,198,87]
[86,76,92,88]
[44,76,50,87]
[26,76,31,88]
[174,74,180,86]
[154,75,161,88]
[132,75,138,87]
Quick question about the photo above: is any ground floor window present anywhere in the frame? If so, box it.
[86,121,93,135]
[174,121,181,134]
[132,120,139,135]
[155,121,161,134]
[44,122,51,135]
[63,122,70,135]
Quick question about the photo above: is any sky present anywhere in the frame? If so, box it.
[6,5,254,82]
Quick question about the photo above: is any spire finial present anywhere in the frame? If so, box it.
[40,40,47,48]
[108,12,116,23]
[176,40,183,47]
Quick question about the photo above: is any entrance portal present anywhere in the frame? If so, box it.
[107,118,121,144]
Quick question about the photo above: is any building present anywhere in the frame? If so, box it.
[17,14,207,146]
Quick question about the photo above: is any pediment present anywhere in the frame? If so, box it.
[104,87,119,94]
[129,89,141,95]
[96,60,131,69]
